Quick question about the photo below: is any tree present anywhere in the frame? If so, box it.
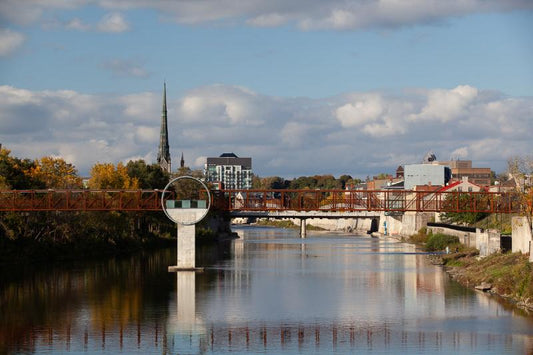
[507,155,533,234]
[252,176,289,189]
[441,193,489,225]
[339,175,353,189]
[29,156,82,189]
[507,155,533,191]
[126,160,169,189]
[88,162,139,189]
[374,173,392,180]
[0,148,44,189]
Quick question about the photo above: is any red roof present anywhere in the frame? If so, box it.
[438,180,484,192]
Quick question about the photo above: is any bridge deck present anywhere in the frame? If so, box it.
[0,189,526,214]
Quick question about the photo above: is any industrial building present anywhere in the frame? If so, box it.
[404,164,451,190]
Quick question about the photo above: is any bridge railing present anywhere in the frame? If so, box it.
[214,189,523,214]
[0,188,526,213]
[0,189,174,211]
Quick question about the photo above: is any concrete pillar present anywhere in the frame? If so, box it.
[300,219,307,239]
[512,216,533,254]
[169,223,196,271]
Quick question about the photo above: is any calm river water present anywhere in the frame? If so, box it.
[1,226,533,354]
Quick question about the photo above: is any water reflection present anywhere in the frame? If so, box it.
[1,227,532,354]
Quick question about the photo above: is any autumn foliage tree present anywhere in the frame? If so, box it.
[29,156,83,188]
[88,162,139,189]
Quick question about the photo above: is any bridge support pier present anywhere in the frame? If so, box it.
[169,224,202,272]
[300,219,307,239]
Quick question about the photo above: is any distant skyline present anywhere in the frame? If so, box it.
[1,1,532,178]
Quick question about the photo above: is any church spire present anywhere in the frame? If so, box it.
[157,82,171,173]
[180,152,185,168]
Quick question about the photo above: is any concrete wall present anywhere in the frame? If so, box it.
[378,212,434,237]
[294,217,375,233]
[427,225,502,256]
[512,216,532,254]
[475,229,501,257]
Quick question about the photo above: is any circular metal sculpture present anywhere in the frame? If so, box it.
[161,176,211,225]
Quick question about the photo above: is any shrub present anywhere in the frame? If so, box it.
[426,233,459,252]
[408,227,430,244]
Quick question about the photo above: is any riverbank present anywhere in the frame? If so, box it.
[252,219,326,231]
[403,228,533,313]
[441,251,533,312]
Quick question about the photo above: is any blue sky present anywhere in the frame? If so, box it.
[1,1,532,178]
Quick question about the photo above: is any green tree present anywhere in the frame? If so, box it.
[0,148,44,189]
[126,160,169,189]
[339,174,353,189]
[252,176,288,189]
[441,193,490,225]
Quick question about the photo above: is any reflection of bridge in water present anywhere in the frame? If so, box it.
[9,319,528,353]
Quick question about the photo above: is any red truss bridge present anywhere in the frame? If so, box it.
[0,189,527,214]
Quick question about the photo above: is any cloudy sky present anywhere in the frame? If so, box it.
[1,1,532,179]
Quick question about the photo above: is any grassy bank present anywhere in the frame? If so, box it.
[443,252,533,311]
[407,227,533,312]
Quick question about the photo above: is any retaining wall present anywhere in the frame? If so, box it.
[293,217,375,233]
[511,216,532,260]
[427,224,501,257]
[378,212,434,237]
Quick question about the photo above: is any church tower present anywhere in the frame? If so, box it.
[157,82,171,173]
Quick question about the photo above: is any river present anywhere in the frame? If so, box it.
[1,226,532,354]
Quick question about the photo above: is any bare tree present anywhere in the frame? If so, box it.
[507,155,533,233]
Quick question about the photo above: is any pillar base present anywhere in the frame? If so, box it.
[168,266,205,272]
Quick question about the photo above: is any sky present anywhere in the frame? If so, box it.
[0,1,532,179]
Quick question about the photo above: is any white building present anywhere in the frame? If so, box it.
[205,153,253,189]
[404,164,451,190]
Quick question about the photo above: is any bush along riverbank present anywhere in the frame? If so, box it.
[253,218,326,231]
[406,228,533,313]
[0,208,236,265]
[0,211,177,265]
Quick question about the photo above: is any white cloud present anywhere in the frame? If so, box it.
[336,94,383,127]
[247,13,288,27]
[0,84,532,178]
[42,12,130,33]
[451,147,469,159]
[97,12,130,32]
[194,156,207,168]
[0,28,25,56]
[178,85,265,126]
[412,85,479,122]
[65,17,91,31]
[280,122,308,147]
[1,0,531,30]
[0,0,86,25]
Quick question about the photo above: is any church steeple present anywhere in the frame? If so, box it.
[180,152,185,168]
[157,82,171,173]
